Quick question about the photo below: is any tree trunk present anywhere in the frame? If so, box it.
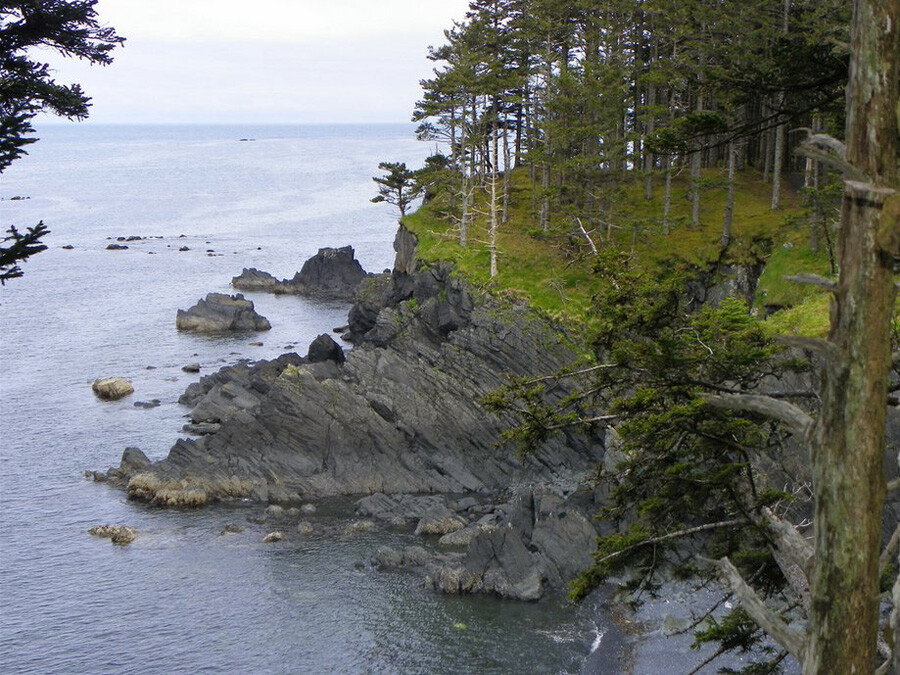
[721,140,736,247]
[489,102,500,278]
[804,0,899,672]
[771,105,786,210]
[663,154,673,235]
[502,122,511,224]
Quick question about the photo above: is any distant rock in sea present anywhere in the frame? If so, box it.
[232,245,368,301]
[176,293,271,332]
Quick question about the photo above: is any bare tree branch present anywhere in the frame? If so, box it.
[592,519,746,568]
[575,217,599,256]
[705,556,808,661]
[761,508,813,611]
[774,335,841,361]
[704,394,814,441]
[880,523,900,576]
[785,274,838,293]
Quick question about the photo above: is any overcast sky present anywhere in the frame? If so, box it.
[37,0,471,124]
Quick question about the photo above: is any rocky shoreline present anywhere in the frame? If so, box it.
[101,224,609,604]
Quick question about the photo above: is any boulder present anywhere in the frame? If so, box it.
[263,531,284,543]
[92,377,134,401]
[307,334,345,364]
[176,293,271,332]
[296,521,314,536]
[182,363,201,373]
[221,523,245,534]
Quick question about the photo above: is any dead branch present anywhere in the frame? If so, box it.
[575,217,599,255]
[761,507,813,611]
[705,556,807,661]
[513,363,619,387]
[592,519,746,568]
[784,274,838,293]
[880,523,900,576]
[704,393,814,442]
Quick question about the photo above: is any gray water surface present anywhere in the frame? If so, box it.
[0,125,605,674]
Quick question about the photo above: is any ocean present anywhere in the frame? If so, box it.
[0,124,605,674]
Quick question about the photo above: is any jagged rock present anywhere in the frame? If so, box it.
[373,545,434,570]
[231,246,368,300]
[88,524,137,545]
[307,334,345,364]
[263,531,284,543]
[92,378,134,401]
[120,447,151,474]
[176,293,271,332]
[355,494,449,523]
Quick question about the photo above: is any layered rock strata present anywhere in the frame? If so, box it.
[111,226,605,507]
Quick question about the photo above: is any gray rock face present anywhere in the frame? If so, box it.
[176,293,271,332]
[231,245,368,300]
[113,226,605,512]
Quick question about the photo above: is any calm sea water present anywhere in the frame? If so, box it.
[0,124,606,674]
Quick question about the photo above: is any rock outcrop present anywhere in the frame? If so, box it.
[231,245,368,300]
[176,293,271,332]
[109,225,605,508]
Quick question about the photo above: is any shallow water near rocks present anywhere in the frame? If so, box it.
[0,124,608,674]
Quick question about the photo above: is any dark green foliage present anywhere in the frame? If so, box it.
[0,221,47,284]
[0,1,123,282]
[371,161,421,218]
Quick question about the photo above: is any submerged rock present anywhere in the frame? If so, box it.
[176,293,271,332]
[263,531,284,543]
[92,377,134,401]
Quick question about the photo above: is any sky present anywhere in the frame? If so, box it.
[36,0,472,124]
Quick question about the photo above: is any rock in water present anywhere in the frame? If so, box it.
[176,293,271,332]
[92,378,134,401]
[263,531,284,543]
[88,524,137,545]
[231,246,368,300]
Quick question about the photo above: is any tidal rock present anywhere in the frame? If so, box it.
[176,293,271,332]
[182,363,201,373]
[92,377,134,401]
[300,503,317,515]
[221,523,245,534]
[344,520,377,535]
[307,334,345,364]
[106,243,128,250]
[264,504,284,516]
[88,524,137,545]
[62,244,75,250]
[296,521,314,536]
[263,531,284,543]
[133,399,161,409]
